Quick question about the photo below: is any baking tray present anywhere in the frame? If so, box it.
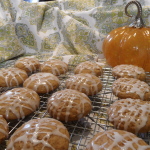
[0,59,150,150]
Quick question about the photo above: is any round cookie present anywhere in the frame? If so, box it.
[0,87,40,120]
[112,78,150,101]
[0,67,28,87]
[85,129,150,150]
[0,115,8,143]
[65,73,102,96]
[107,98,150,134]
[40,59,68,76]
[47,89,92,122]
[74,61,103,76]
[15,57,40,73]
[7,118,70,150]
[23,72,60,94]
[112,64,146,81]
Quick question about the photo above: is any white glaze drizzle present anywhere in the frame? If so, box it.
[75,61,102,76]
[24,73,60,93]
[0,115,8,137]
[112,78,150,100]
[7,118,69,150]
[47,89,91,122]
[0,68,27,87]
[87,129,150,150]
[112,64,145,79]
[108,99,150,134]
[15,57,39,73]
[40,60,68,75]
[66,73,101,96]
[0,88,40,120]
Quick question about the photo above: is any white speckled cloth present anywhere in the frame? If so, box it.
[0,0,150,64]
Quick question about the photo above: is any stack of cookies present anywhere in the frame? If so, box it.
[2,57,149,149]
[107,64,150,135]
[47,61,104,122]
[85,64,150,149]
[0,57,71,149]
[0,57,105,149]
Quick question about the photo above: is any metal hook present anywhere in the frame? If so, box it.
[125,1,145,28]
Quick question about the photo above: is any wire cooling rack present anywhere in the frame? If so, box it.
[0,59,150,150]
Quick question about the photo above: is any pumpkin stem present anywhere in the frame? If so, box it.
[125,1,145,28]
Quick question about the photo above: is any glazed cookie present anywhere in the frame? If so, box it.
[0,67,28,87]
[23,72,60,93]
[47,89,92,122]
[0,115,8,143]
[40,59,68,76]
[85,129,150,150]
[74,61,103,76]
[7,118,70,150]
[112,64,146,81]
[15,57,40,73]
[107,98,150,134]
[0,87,40,120]
[112,78,150,101]
[65,73,102,96]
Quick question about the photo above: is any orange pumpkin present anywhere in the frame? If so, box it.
[102,1,150,71]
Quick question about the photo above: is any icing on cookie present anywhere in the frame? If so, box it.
[0,115,8,137]
[86,130,150,149]
[108,99,150,134]
[112,64,145,79]
[40,60,68,75]
[7,118,69,150]
[0,68,28,87]
[23,72,60,93]
[15,57,39,73]
[112,78,150,100]
[0,88,40,120]
[66,73,102,96]
[74,61,102,76]
[47,89,91,122]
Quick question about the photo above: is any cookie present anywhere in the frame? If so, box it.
[85,129,150,150]
[112,64,146,81]
[0,87,40,120]
[23,72,60,93]
[47,89,92,122]
[0,115,8,143]
[74,61,103,76]
[0,67,28,87]
[40,59,68,76]
[15,57,40,73]
[107,98,150,134]
[112,78,150,101]
[7,118,70,150]
[65,73,102,96]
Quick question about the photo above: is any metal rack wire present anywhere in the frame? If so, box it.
[0,59,150,150]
